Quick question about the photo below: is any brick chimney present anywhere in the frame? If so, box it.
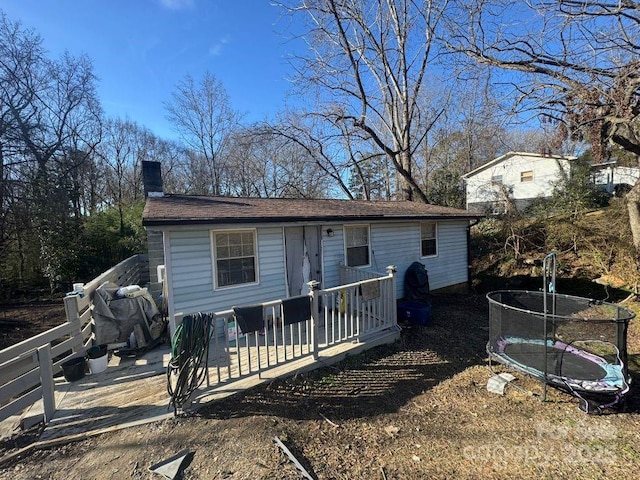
[142,160,163,197]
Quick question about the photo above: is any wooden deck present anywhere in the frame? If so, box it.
[4,326,399,448]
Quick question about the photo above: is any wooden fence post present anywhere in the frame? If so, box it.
[308,281,321,360]
[63,295,83,354]
[37,344,56,423]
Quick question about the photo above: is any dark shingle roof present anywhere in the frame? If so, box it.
[142,195,482,227]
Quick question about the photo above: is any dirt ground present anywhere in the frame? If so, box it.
[0,301,67,350]
[1,293,639,480]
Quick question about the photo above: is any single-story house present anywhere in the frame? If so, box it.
[462,151,576,213]
[591,161,640,195]
[141,164,481,335]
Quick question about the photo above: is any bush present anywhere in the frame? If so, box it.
[471,199,639,290]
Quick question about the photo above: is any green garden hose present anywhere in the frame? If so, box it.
[166,312,212,414]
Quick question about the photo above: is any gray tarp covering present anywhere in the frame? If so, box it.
[93,282,160,345]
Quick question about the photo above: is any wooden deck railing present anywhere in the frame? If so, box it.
[339,263,388,284]
[1,258,398,428]
[320,267,398,346]
[175,266,398,395]
[0,254,149,425]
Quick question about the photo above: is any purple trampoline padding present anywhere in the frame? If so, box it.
[491,336,625,394]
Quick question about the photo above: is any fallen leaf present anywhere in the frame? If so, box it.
[384,425,400,437]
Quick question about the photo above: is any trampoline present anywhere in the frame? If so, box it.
[487,254,635,413]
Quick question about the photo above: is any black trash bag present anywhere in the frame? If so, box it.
[404,262,430,304]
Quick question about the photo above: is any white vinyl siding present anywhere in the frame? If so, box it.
[367,221,468,296]
[323,220,469,295]
[322,225,345,289]
[164,220,470,334]
[592,165,640,193]
[464,153,573,210]
[319,220,469,297]
[368,222,418,298]
[168,227,287,317]
[169,230,213,312]
[423,221,469,291]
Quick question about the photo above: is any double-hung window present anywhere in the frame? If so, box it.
[212,230,257,288]
[344,225,370,267]
[421,222,437,257]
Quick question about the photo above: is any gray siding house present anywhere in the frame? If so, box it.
[142,194,480,335]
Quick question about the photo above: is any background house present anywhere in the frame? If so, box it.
[462,151,576,213]
[141,163,481,335]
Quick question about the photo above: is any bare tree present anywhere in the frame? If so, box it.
[278,0,451,201]
[414,69,507,206]
[225,124,332,198]
[260,108,406,199]
[97,118,138,233]
[260,112,360,199]
[97,117,190,222]
[133,129,187,196]
[164,71,241,195]
[0,12,43,279]
[348,151,393,200]
[0,10,103,291]
[449,0,640,248]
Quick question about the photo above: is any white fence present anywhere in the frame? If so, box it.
[179,266,398,390]
[339,263,388,284]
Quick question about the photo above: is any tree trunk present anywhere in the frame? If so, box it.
[497,183,518,216]
[395,150,430,203]
[399,150,413,201]
[625,180,640,253]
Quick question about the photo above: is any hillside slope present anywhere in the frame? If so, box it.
[470,198,639,299]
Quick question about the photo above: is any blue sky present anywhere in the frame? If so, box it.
[0,0,301,139]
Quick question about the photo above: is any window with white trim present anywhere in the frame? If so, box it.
[212,230,257,287]
[420,222,437,257]
[344,225,370,267]
[520,170,534,182]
